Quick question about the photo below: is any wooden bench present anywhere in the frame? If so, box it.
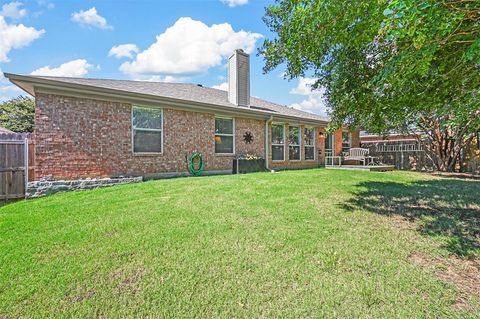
[342,148,369,166]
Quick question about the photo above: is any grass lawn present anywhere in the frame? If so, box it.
[1,169,479,317]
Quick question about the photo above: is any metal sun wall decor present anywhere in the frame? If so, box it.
[243,131,253,144]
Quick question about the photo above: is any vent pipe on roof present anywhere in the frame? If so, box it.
[228,49,250,107]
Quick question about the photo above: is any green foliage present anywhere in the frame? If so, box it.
[0,96,35,133]
[0,169,479,316]
[261,0,480,171]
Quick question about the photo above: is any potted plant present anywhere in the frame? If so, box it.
[233,154,265,174]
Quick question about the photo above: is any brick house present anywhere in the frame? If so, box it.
[5,50,359,181]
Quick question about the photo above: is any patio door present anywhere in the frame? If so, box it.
[342,131,351,155]
[325,134,334,165]
[325,134,334,157]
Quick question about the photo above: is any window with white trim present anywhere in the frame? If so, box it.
[304,127,315,160]
[289,126,301,160]
[132,106,162,153]
[215,117,234,154]
[342,131,351,154]
[271,123,285,161]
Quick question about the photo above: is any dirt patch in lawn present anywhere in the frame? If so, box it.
[386,214,418,231]
[69,288,96,303]
[409,252,480,309]
[110,264,147,295]
[429,172,480,180]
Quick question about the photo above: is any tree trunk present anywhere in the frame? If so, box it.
[415,115,477,173]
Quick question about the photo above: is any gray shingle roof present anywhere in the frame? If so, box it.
[0,126,13,133]
[30,76,329,122]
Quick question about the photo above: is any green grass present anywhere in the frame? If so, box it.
[1,169,479,318]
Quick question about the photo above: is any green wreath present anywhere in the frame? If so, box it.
[187,152,204,176]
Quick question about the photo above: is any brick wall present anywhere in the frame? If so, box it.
[34,93,265,180]
[332,129,360,156]
[334,129,343,156]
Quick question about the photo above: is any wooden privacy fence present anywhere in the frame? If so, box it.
[0,132,34,201]
[361,140,433,171]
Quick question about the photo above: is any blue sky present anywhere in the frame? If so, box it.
[0,0,325,115]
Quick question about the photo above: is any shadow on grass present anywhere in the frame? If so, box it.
[342,178,480,258]
[0,198,23,208]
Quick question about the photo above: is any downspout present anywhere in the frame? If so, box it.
[265,115,273,170]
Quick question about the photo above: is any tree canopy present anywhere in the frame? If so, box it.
[261,0,480,171]
[0,96,35,133]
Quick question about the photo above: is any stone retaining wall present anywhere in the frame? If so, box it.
[26,177,143,198]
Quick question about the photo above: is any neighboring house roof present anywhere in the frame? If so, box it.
[360,131,421,143]
[0,126,13,133]
[4,73,329,125]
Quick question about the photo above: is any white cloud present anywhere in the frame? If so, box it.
[108,44,139,59]
[290,77,318,95]
[120,17,262,77]
[30,59,93,77]
[290,94,328,116]
[1,1,27,19]
[71,7,112,30]
[289,77,329,116]
[0,82,22,101]
[37,0,54,9]
[0,81,21,93]
[0,68,24,101]
[212,82,228,91]
[0,16,45,62]
[221,0,248,7]
[32,0,54,16]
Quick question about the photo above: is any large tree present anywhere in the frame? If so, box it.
[260,0,480,172]
[0,96,35,133]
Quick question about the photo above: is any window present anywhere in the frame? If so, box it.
[304,127,315,160]
[215,117,234,154]
[325,134,334,157]
[132,106,162,153]
[271,123,285,161]
[342,131,351,154]
[289,126,301,160]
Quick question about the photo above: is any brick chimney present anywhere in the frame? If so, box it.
[228,49,250,107]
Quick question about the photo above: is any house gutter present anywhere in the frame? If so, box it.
[265,115,273,170]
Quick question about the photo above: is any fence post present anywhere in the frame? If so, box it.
[24,137,28,196]
[400,141,404,169]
